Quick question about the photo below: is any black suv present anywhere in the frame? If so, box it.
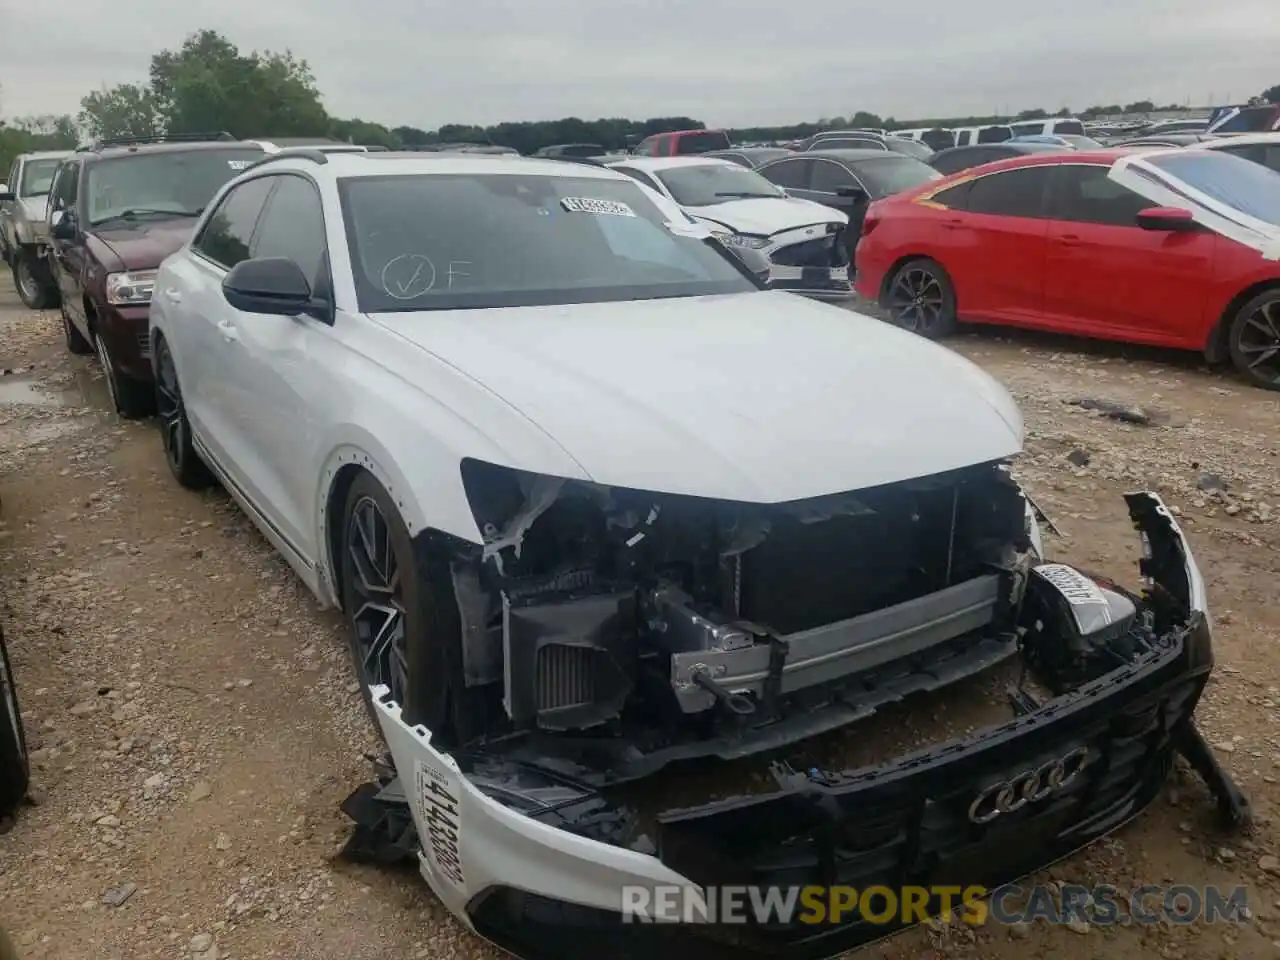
[45,133,267,416]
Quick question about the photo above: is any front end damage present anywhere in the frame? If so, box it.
[343,488,1248,960]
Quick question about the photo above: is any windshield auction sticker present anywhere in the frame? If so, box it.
[560,197,636,216]
[415,759,466,892]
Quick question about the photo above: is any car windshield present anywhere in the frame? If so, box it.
[654,163,783,206]
[339,172,758,312]
[1144,151,1280,226]
[19,159,62,197]
[851,157,943,197]
[85,148,266,225]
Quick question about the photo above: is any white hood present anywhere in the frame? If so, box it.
[687,197,847,237]
[372,291,1022,503]
[1109,150,1280,260]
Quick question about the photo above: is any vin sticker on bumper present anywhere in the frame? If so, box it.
[416,759,466,891]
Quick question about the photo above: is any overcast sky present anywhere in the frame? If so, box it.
[2,0,1278,129]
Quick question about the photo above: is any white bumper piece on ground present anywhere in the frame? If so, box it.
[371,687,695,925]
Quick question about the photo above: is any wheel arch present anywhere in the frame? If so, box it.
[879,254,949,306]
[317,434,480,612]
[1204,279,1280,364]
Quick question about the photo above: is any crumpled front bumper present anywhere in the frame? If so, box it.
[369,492,1246,960]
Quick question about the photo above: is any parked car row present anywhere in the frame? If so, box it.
[853,146,1280,390]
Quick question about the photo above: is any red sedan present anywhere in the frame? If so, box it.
[854,147,1280,389]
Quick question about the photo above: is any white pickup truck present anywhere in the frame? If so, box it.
[0,150,70,309]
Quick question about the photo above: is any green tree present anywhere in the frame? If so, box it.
[1263,85,1280,103]
[79,83,163,139]
[148,30,330,137]
[1125,100,1155,113]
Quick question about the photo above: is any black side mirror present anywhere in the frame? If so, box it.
[0,191,15,203]
[51,212,78,240]
[222,257,318,316]
[836,186,868,201]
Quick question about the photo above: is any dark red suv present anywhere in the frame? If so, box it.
[630,129,733,157]
[45,134,267,416]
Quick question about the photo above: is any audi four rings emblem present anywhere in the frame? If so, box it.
[967,747,1092,824]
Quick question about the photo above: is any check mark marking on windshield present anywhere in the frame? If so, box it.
[394,261,425,295]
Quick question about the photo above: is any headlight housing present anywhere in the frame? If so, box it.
[106,269,157,306]
[720,233,769,250]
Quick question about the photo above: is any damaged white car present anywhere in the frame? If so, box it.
[149,150,1247,960]
[607,156,852,300]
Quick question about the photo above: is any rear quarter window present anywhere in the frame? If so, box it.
[673,131,732,155]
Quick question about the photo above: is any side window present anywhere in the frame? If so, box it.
[194,176,276,268]
[1047,165,1152,227]
[759,158,812,190]
[1217,143,1268,166]
[931,180,973,210]
[810,160,856,193]
[5,161,17,190]
[955,130,972,147]
[50,163,79,213]
[966,167,1051,218]
[633,137,659,157]
[251,175,328,288]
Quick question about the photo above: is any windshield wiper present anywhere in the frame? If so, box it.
[99,208,202,223]
[715,191,779,199]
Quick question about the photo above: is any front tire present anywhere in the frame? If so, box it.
[1227,288,1280,391]
[94,330,155,419]
[0,622,30,819]
[11,250,57,311]
[884,258,958,339]
[154,336,213,488]
[340,473,462,741]
[61,302,92,355]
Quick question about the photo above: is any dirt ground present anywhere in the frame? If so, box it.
[2,275,1280,960]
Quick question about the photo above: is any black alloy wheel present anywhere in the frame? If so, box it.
[345,492,411,709]
[339,472,483,746]
[885,259,957,339]
[1228,288,1280,391]
[154,337,213,488]
[0,621,30,819]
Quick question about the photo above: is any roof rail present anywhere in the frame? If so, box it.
[240,149,332,172]
[81,131,237,151]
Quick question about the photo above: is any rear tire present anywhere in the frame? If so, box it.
[0,621,30,819]
[884,258,958,339]
[1227,288,1280,391]
[94,330,155,419]
[154,336,213,488]
[11,250,57,311]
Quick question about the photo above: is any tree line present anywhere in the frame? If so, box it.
[4,29,1279,176]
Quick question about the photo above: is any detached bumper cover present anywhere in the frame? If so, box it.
[764,224,852,300]
[365,492,1246,960]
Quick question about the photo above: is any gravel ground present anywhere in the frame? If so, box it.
[2,277,1280,960]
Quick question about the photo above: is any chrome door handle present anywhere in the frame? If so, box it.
[164,288,182,303]
[216,319,240,342]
